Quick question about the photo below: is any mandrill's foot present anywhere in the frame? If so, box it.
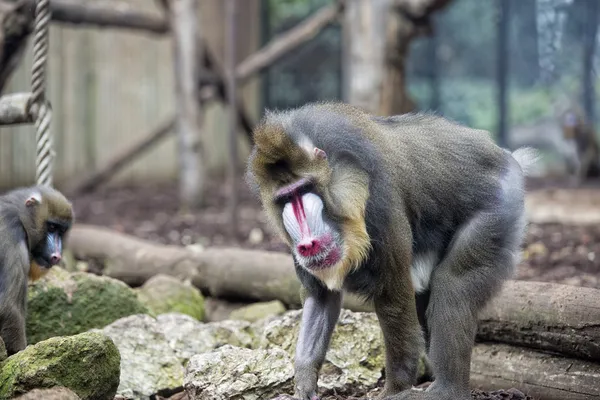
[381,383,470,400]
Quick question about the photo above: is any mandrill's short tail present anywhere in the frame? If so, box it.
[510,147,541,177]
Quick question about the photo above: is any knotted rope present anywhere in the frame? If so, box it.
[30,0,53,187]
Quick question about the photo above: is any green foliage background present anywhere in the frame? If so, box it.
[262,0,600,140]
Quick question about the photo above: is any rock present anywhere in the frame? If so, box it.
[184,345,294,400]
[137,275,205,321]
[95,314,184,399]
[0,331,120,400]
[26,267,148,344]
[203,298,248,322]
[229,300,286,323]
[13,387,81,399]
[157,313,257,365]
[259,309,385,392]
[0,337,6,362]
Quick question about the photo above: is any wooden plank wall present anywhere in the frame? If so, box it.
[0,0,260,191]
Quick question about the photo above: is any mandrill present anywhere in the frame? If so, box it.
[0,185,74,355]
[246,102,537,400]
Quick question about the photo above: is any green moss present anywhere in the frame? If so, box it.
[0,332,120,400]
[136,275,204,321]
[26,269,148,344]
[0,338,6,363]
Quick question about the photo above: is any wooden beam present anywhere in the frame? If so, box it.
[225,0,239,236]
[48,0,169,34]
[66,85,218,195]
[235,0,345,83]
[67,118,175,195]
[0,92,33,125]
[46,0,344,87]
[168,0,204,208]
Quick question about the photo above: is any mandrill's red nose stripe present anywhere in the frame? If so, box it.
[297,239,321,257]
[292,193,311,237]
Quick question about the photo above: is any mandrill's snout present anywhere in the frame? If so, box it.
[297,238,320,257]
[281,190,342,269]
[296,232,336,258]
[49,252,62,266]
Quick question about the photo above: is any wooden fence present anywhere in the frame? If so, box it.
[0,0,260,191]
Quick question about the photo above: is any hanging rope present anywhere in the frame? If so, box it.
[30,0,53,187]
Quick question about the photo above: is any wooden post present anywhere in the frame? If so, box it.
[582,0,598,124]
[168,0,205,208]
[226,0,239,237]
[496,0,509,148]
[342,0,390,113]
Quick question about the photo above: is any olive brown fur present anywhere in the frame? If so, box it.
[246,101,537,400]
[0,185,74,355]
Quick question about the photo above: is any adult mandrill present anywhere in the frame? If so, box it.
[246,102,537,400]
[0,185,74,355]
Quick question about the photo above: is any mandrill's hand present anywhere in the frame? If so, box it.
[293,368,320,400]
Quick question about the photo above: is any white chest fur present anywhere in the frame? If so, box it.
[410,252,438,294]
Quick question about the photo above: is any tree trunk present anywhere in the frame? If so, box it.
[582,0,598,124]
[496,0,509,148]
[378,8,417,115]
[509,0,539,87]
[342,0,390,114]
[343,0,452,115]
[471,343,600,400]
[225,0,239,237]
[167,0,205,209]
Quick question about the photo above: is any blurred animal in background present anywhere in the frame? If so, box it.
[507,103,600,183]
[560,108,600,181]
[0,185,74,355]
[246,102,537,400]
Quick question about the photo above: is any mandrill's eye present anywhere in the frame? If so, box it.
[47,222,63,234]
[269,159,293,183]
[270,159,289,173]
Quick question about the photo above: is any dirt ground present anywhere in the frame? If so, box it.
[71,176,600,290]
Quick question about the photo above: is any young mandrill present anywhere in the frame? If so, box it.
[246,102,537,400]
[0,185,74,355]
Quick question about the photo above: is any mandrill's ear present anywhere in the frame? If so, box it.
[314,147,327,160]
[25,191,42,207]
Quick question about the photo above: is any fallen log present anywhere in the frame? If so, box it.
[470,343,600,400]
[66,224,303,306]
[66,224,372,311]
[66,223,600,359]
[478,280,600,362]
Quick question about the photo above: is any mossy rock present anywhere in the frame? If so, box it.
[94,314,184,398]
[13,387,81,399]
[136,274,204,321]
[0,332,120,400]
[26,267,148,344]
[0,337,6,362]
[229,300,287,322]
